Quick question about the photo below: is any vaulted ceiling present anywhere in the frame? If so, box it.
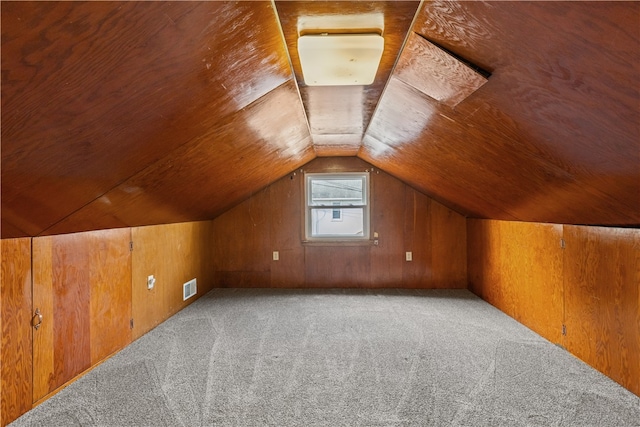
[2,1,639,238]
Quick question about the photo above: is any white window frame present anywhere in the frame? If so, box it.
[304,172,370,241]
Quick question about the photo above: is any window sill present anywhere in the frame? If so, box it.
[302,239,376,247]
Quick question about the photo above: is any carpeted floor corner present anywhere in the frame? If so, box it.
[10,288,640,427]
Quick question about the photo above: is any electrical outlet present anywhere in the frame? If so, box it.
[273,251,279,261]
[147,275,156,290]
[405,251,412,262]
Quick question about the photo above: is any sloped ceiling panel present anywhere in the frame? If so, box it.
[361,1,640,226]
[2,1,639,238]
[44,80,314,235]
[1,1,312,237]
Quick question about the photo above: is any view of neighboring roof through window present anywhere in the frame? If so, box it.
[305,172,370,241]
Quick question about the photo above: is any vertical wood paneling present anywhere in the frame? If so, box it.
[270,172,305,288]
[131,221,215,340]
[50,234,92,395]
[89,229,132,365]
[563,226,640,395]
[212,157,467,288]
[3,223,214,418]
[467,220,564,344]
[431,201,467,288]
[31,238,54,404]
[305,246,371,288]
[1,238,32,425]
[212,190,272,288]
[131,227,164,340]
[32,229,132,402]
[369,169,406,287]
[468,220,639,396]
[402,188,433,287]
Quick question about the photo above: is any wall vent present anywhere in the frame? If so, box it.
[183,278,197,301]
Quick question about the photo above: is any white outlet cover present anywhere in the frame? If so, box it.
[147,275,156,290]
[405,252,413,261]
[273,251,279,261]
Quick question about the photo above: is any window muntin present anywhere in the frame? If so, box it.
[305,172,369,240]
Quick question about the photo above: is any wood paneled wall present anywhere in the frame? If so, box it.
[468,219,640,396]
[212,157,467,288]
[131,221,215,340]
[563,226,640,396]
[32,229,132,403]
[467,220,564,343]
[1,238,32,426]
[0,220,215,425]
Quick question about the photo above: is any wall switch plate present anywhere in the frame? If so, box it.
[273,251,279,261]
[405,251,412,261]
[147,275,156,290]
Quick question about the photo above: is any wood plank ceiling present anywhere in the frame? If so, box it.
[2,1,639,238]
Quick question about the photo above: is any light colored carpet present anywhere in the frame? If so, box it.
[10,288,640,426]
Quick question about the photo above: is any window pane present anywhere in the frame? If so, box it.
[310,178,364,206]
[310,208,364,237]
[304,172,369,241]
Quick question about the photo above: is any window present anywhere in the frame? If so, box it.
[305,172,369,241]
[332,202,342,221]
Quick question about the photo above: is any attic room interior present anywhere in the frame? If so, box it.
[1,0,639,425]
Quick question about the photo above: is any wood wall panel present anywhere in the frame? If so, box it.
[1,238,32,426]
[305,246,371,288]
[32,229,132,402]
[131,221,215,340]
[88,230,132,364]
[369,169,406,287]
[563,226,640,396]
[2,222,215,423]
[402,188,434,287]
[50,235,92,396]
[217,272,272,289]
[468,219,639,396]
[269,172,306,288]
[212,157,467,288]
[467,220,564,344]
[31,238,54,405]
[212,190,272,288]
[431,201,467,288]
